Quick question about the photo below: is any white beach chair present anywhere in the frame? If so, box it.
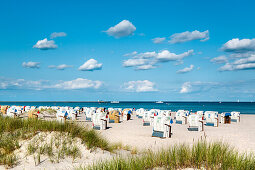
[175,110,188,124]
[136,108,145,118]
[85,108,95,121]
[92,111,107,130]
[152,115,172,138]
[196,111,204,119]
[56,108,68,122]
[188,114,203,131]
[143,111,151,126]
[6,107,17,118]
[231,111,240,122]
[204,111,219,127]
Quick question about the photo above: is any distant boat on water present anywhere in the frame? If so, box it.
[156,101,163,104]
[111,101,119,104]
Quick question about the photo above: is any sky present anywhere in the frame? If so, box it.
[0,0,255,101]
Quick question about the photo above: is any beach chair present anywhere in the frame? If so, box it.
[231,111,240,122]
[56,108,68,122]
[136,108,145,118]
[122,109,132,121]
[152,115,172,138]
[188,114,203,131]
[69,109,78,120]
[109,110,120,123]
[175,110,188,124]
[143,111,151,126]
[204,111,219,127]
[6,107,17,118]
[85,108,95,121]
[196,111,204,119]
[220,112,231,124]
[92,111,107,130]
[25,106,31,112]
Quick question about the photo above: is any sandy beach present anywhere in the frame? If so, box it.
[99,114,255,153]
[1,112,255,170]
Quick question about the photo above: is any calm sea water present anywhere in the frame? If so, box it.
[0,101,255,114]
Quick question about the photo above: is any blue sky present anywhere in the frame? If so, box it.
[0,0,255,101]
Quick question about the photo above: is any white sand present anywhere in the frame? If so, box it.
[100,114,255,153]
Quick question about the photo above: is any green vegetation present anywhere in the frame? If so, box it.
[0,116,110,167]
[84,141,255,170]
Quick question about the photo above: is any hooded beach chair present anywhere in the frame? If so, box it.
[152,115,172,138]
[188,114,204,131]
[143,111,152,126]
[109,110,120,123]
[122,108,132,121]
[56,108,68,122]
[6,106,18,118]
[175,110,189,124]
[231,111,240,122]
[85,108,96,121]
[196,111,204,119]
[92,111,107,130]
[204,111,219,127]
[136,108,145,118]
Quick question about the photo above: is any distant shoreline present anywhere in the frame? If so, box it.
[0,101,254,103]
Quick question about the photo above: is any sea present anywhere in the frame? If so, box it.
[0,101,255,114]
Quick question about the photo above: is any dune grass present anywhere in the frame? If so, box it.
[27,132,82,165]
[0,115,110,167]
[84,141,255,170]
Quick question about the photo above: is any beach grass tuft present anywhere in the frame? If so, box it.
[84,141,255,170]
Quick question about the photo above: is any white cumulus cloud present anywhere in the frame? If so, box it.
[210,55,228,63]
[169,30,209,43]
[22,62,40,69]
[79,59,102,71]
[156,49,194,62]
[50,32,67,39]
[105,20,136,38]
[54,78,102,90]
[33,38,57,50]
[123,80,157,92]
[123,58,148,67]
[152,37,166,44]
[219,62,255,71]
[177,65,194,74]
[233,55,255,64]
[222,38,255,53]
